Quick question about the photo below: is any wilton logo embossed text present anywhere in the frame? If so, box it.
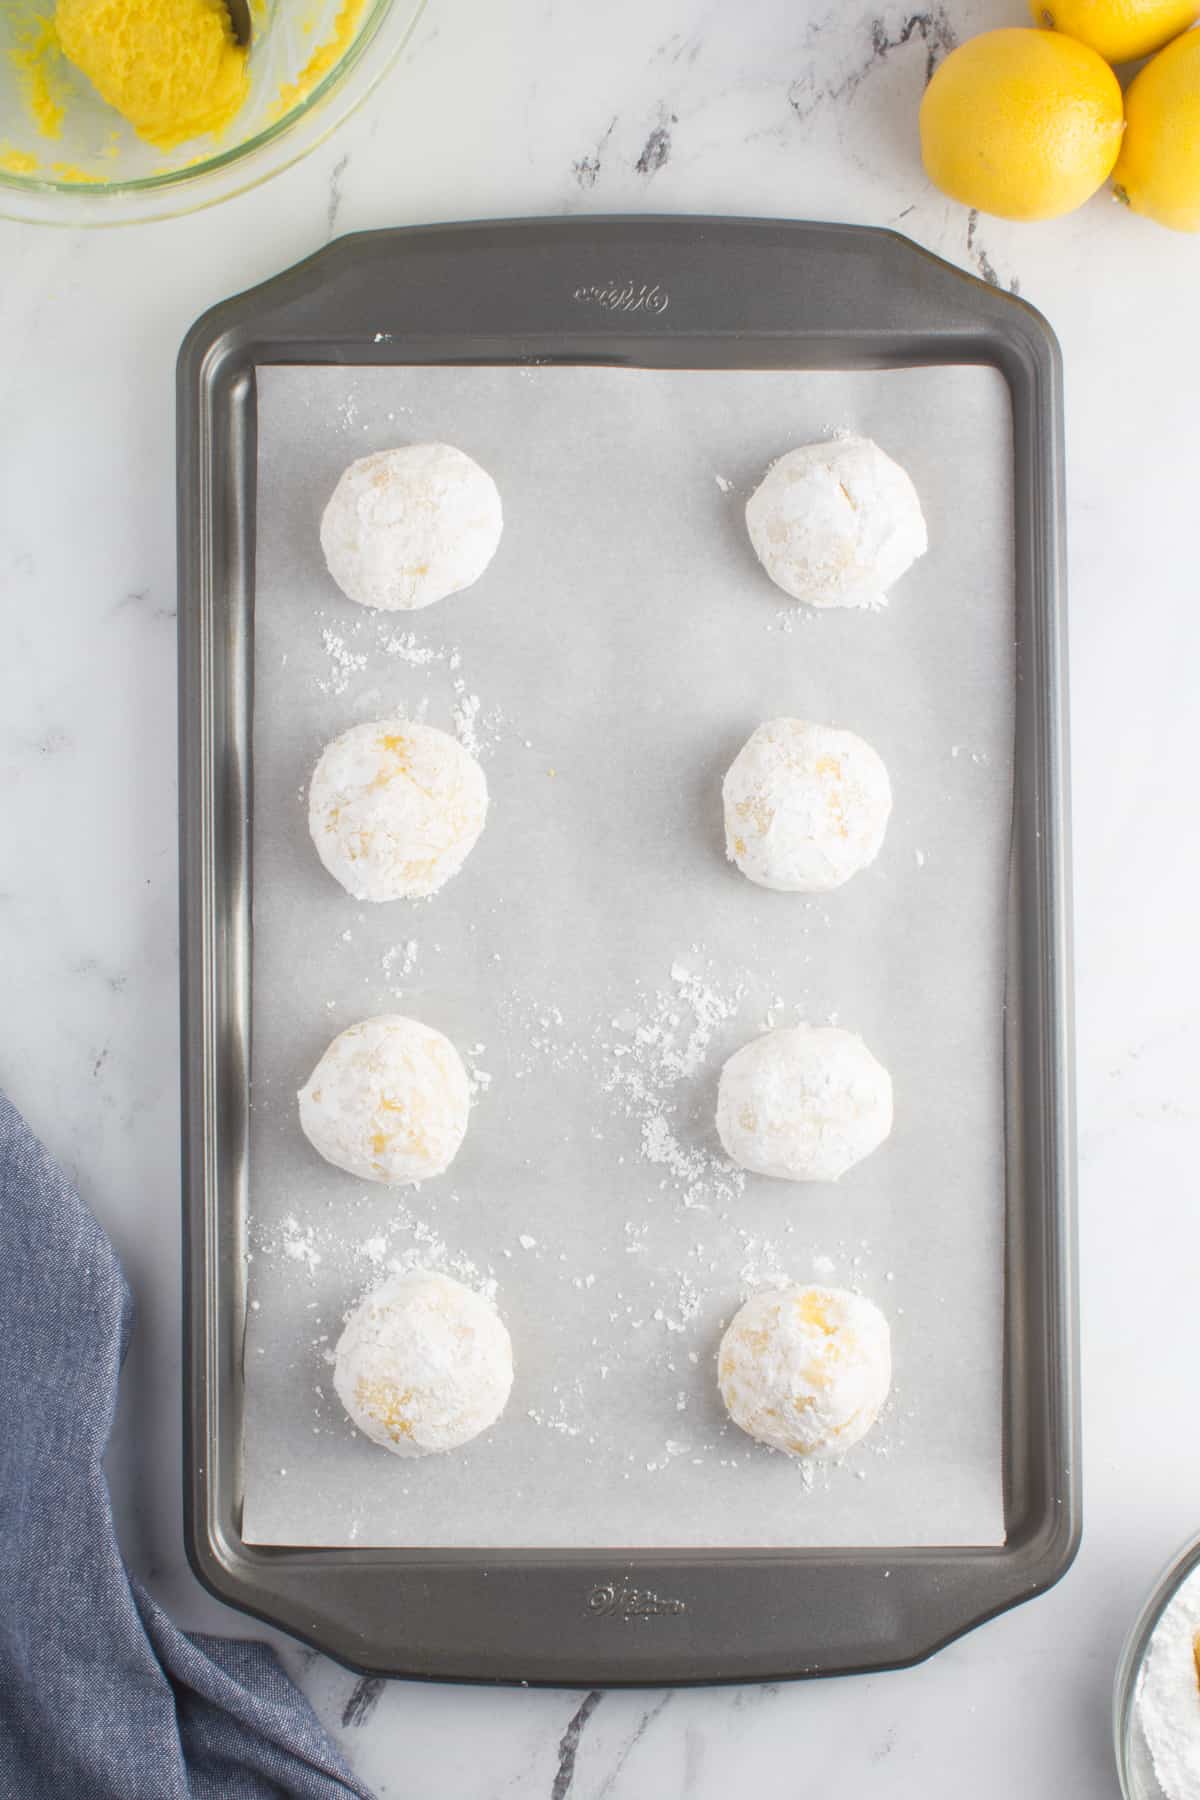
[572,280,670,315]
[586,1582,687,1620]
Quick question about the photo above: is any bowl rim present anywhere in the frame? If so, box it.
[1113,1527,1200,1800]
[0,0,426,225]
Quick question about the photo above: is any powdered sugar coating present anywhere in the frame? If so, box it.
[723,718,892,892]
[716,1025,893,1183]
[745,436,926,609]
[719,1284,891,1457]
[309,719,488,903]
[320,443,503,612]
[299,1015,471,1185]
[1136,1563,1200,1800]
[334,1272,513,1457]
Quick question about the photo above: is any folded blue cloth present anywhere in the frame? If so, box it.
[0,1090,376,1800]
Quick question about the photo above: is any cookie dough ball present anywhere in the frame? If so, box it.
[716,1025,893,1183]
[309,719,487,903]
[718,1284,891,1457]
[723,718,892,893]
[320,443,503,612]
[299,1015,470,1186]
[335,1272,513,1457]
[745,436,927,609]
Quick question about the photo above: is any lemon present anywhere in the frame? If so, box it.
[920,28,1125,221]
[1030,0,1198,65]
[1112,28,1200,229]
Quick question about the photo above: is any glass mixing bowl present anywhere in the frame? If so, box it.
[0,0,425,224]
[1114,1529,1200,1800]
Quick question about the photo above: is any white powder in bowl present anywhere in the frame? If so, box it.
[1136,1562,1200,1800]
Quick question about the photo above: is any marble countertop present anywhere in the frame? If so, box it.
[4,0,1200,1792]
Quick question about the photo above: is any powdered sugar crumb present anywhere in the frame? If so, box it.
[252,1198,496,1308]
[381,939,419,993]
[601,955,747,1212]
[382,630,443,666]
[317,626,368,696]
[311,620,513,761]
[464,1042,492,1099]
[453,684,482,754]
[769,607,817,634]
[280,1215,321,1273]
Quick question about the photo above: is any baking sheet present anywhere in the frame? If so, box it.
[242,362,1013,1549]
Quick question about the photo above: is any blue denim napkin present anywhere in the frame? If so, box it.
[0,1090,376,1800]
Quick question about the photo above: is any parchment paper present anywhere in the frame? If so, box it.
[243,362,1013,1548]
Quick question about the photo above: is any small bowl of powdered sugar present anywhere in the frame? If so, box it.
[1116,1531,1200,1800]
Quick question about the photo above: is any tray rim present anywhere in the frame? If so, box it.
[177,214,1078,1685]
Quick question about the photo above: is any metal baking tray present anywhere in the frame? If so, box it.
[177,216,1077,1684]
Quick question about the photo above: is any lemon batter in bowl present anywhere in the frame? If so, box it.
[54,0,249,149]
[0,0,425,219]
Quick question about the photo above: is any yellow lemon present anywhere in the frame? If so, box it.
[920,28,1125,220]
[1113,28,1200,229]
[1030,0,1199,65]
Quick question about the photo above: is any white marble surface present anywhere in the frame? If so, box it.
[3,0,1200,1792]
